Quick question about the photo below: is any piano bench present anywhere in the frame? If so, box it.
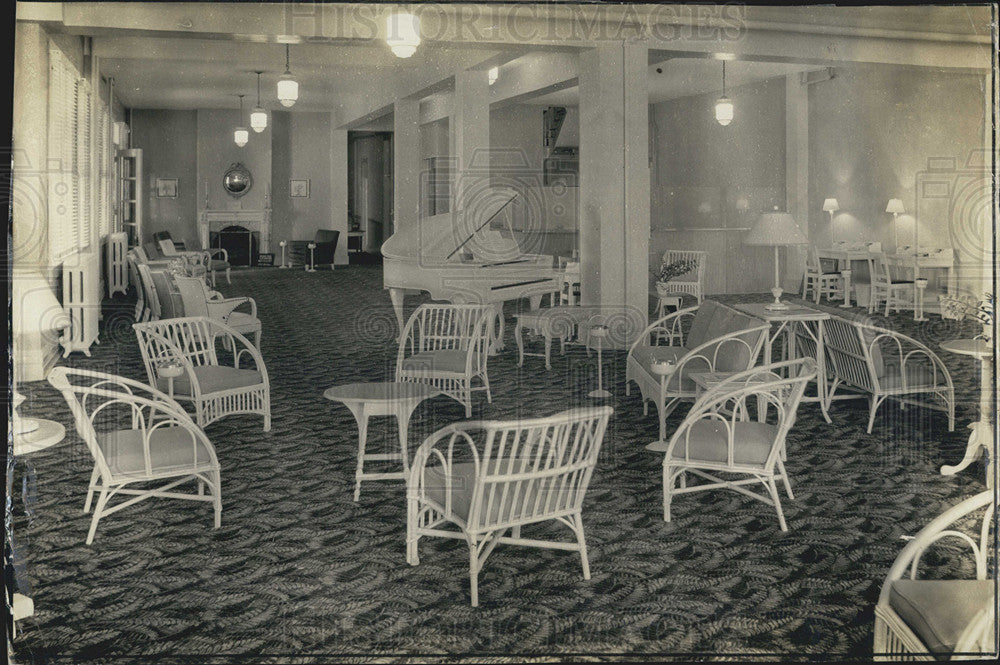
[515,306,596,371]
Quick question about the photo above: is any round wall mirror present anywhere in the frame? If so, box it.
[223,163,253,198]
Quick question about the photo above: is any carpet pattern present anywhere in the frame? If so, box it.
[9,266,992,664]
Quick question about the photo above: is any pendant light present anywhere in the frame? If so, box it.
[250,71,267,133]
[715,60,734,126]
[386,12,420,58]
[277,45,298,108]
[234,95,249,147]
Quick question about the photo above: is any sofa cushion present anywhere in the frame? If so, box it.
[98,427,215,477]
[686,299,721,350]
[670,420,778,466]
[697,306,764,373]
[879,361,945,390]
[888,579,994,657]
[156,365,263,396]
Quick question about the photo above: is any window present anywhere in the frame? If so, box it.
[47,43,96,262]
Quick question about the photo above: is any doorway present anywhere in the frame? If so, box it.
[347,131,393,262]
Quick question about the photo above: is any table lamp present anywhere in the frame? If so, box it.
[744,208,809,310]
[822,198,839,221]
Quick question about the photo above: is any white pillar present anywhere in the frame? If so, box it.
[452,69,490,211]
[578,43,650,340]
[393,96,420,230]
[329,125,349,264]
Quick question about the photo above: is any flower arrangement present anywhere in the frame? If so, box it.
[939,292,994,342]
[653,258,698,284]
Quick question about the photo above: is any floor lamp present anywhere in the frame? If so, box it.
[744,209,809,310]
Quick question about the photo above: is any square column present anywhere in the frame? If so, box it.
[578,43,650,341]
[451,69,490,211]
[393,97,420,229]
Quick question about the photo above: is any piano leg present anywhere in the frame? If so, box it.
[389,288,407,341]
[488,304,506,354]
[529,295,542,311]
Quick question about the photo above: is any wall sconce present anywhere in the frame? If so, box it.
[714,60,733,126]
[233,95,249,148]
[488,66,499,86]
[822,198,840,221]
[277,45,298,108]
[386,12,421,58]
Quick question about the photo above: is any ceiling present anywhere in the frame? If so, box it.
[24,2,993,121]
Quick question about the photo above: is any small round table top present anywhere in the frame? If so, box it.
[323,382,441,406]
[940,338,992,359]
[13,418,66,456]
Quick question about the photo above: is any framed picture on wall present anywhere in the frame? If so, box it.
[155,178,178,198]
[290,179,310,198]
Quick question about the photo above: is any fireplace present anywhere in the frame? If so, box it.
[212,226,259,266]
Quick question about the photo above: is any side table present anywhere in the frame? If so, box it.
[939,338,994,487]
[324,382,442,501]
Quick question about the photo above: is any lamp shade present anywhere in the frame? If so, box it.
[886,198,905,214]
[822,198,840,213]
[277,75,298,107]
[250,107,268,133]
[714,97,734,126]
[234,127,249,147]
[744,210,808,246]
[386,12,420,58]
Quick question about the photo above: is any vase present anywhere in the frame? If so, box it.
[655,282,670,297]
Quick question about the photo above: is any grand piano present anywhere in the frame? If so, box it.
[382,189,560,342]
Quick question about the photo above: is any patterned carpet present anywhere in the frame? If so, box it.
[9,265,991,664]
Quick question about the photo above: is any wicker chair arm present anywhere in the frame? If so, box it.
[876,490,994,606]
[661,324,770,391]
[629,306,699,355]
[409,426,483,517]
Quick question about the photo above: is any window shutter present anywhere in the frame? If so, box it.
[47,44,76,262]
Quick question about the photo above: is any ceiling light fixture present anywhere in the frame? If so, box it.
[715,60,734,126]
[277,44,298,107]
[386,12,420,58]
[234,95,248,147]
[251,71,267,133]
[488,66,499,85]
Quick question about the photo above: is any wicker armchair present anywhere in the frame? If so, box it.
[407,406,613,606]
[660,358,816,531]
[873,490,995,660]
[396,304,494,418]
[134,317,271,431]
[173,275,261,349]
[47,367,222,545]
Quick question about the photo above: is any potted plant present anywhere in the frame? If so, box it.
[652,257,698,297]
[939,292,994,343]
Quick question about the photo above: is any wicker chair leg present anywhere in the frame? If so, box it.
[84,466,100,512]
[86,489,110,545]
[212,471,222,528]
[766,478,788,531]
[468,545,480,607]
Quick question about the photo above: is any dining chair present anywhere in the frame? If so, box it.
[869,251,914,316]
[802,246,844,303]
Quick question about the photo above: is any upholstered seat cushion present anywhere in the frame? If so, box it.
[888,579,994,657]
[156,365,263,395]
[400,349,470,374]
[878,361,945,390]
[209,259,230,271]
[685,299,720,349]
[227,312,261,332]
[98,427,215,477]
[422,462,571,528]
[669,421,778,466]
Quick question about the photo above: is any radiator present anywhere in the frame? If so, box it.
[60,251,101,357]
[106,232,128,296]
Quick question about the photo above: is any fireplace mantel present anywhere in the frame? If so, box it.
[198,209,271,253]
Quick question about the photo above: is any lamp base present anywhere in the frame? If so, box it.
[765,287,791,311]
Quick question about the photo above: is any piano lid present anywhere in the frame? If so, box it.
[382,188,524,264]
